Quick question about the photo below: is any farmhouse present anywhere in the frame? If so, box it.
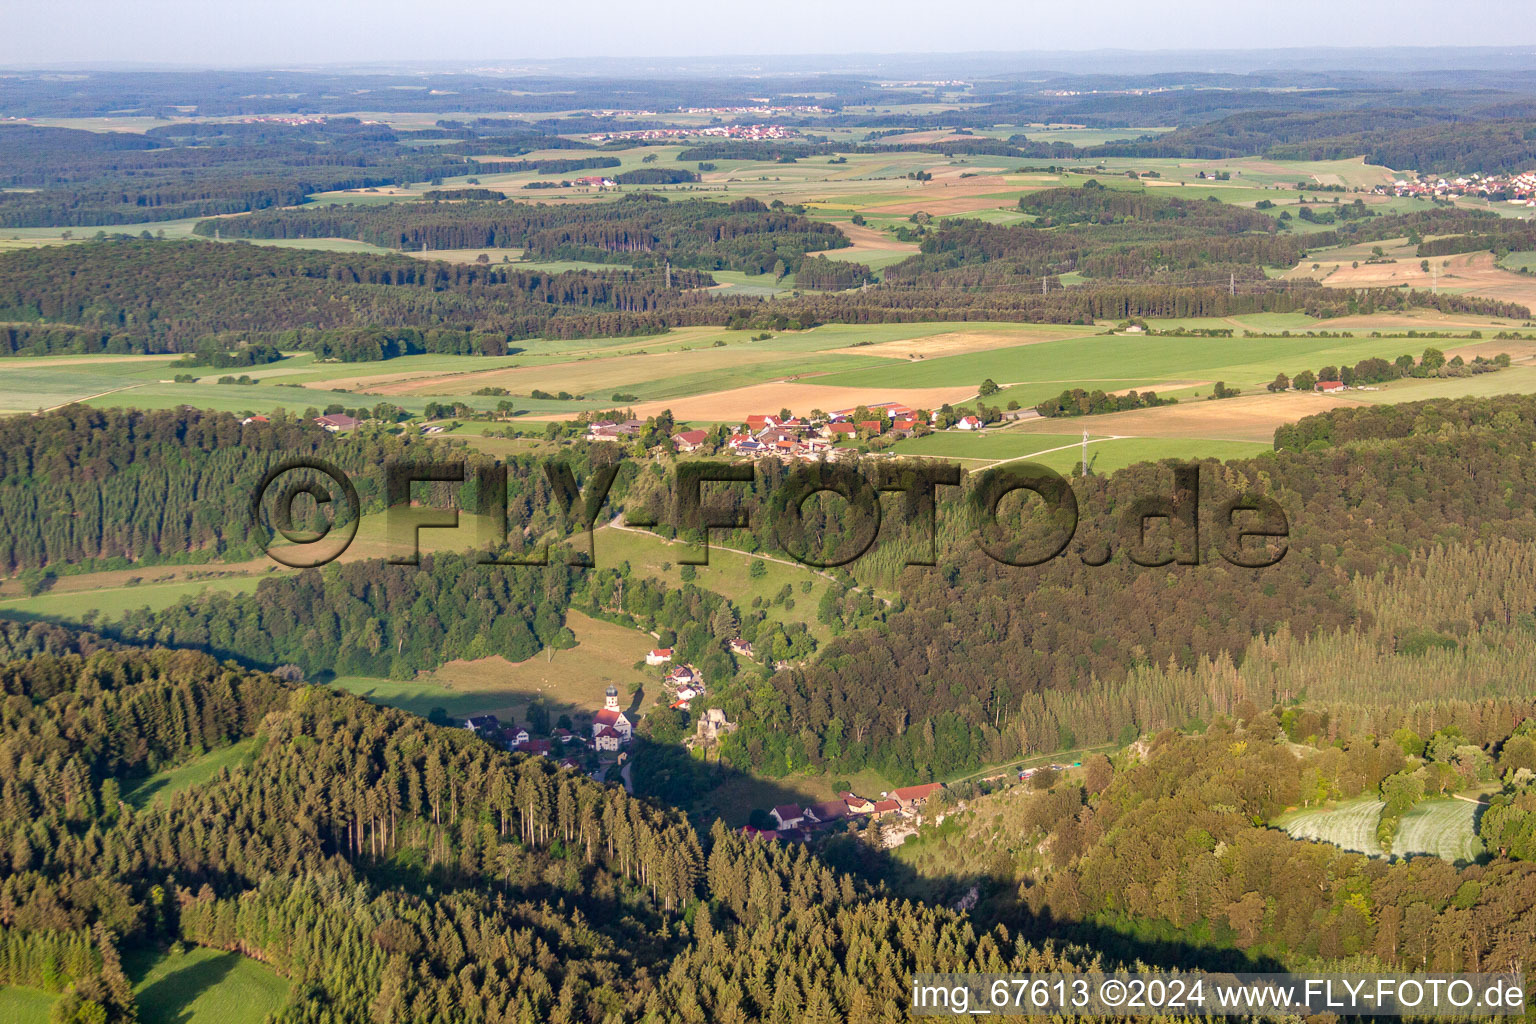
[645,648,673,666]
[807,799,849,824]
[891,782,944,810]
[728,637,753,658]
[954,415,983,431]
[464,714,499,734]
[771,804,806,829]
[314,413,360,433]
[594,726,624,753]
[1316,380,1346,394]
[839,792,875,814]
[671,429,709,452]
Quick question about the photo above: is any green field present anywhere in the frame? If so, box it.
[0,945,289,1024]
[128,946,289,1024]
[591,524,840,641]
[808,332,1484,399]
[120,739,262,808]
[0,574,263,622]
[888,431,1089,462]
[1274,797,1385,855]
[1390,798,1484,863]
[0,987,56,1024]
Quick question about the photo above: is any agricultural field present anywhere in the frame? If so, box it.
[1390,798,1484,863]
[1273,797,1386,855]
[591,523,843,642]
[331,609,660,724]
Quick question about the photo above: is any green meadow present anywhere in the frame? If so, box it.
[0,945,289,1024]
[808,332,1504,400]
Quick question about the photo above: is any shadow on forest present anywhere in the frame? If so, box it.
[334,682,1288,975]
[2,609,1286,975]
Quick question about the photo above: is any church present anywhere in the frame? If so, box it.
[591,684,633,753]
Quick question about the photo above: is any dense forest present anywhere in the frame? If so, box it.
[194,194,848,275]
[0,240,744,349]
[884,702,1536,975]
[0,120,556,228]
[700,394,1536,782]
[0,629,1140,1024]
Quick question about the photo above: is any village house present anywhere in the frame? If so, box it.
[728,638,753,658]
[891,782,945,811]
[509,726,531,746]
[671,429,709,452]
[240,414,269,426]
[839,792,875,815]
[770,804,806,829]
[645,648,673,666]
[464,714,500,736]
[314,413,360,433]
[870,799,900,818]
[514,738,552,757]
[594,726,624,754]
[666,664,702,689]
[807,799,849,824]
[954,415,983,431]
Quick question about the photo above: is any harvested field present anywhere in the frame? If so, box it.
[827,222,920,260]
[861,176,1025,216]
[827,326,1097,359]
[1310,252,1536,312]
[1009,391,1358,443]
[534,381,980,422]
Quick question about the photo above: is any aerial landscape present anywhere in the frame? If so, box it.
[8,2,1536,1020]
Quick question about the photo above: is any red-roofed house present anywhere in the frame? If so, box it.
[745,415,771,431]
[955,415,983,431]
[594,726,623,753]
[771,804,805,829]
[671,429,709,452]
[892,782,944,809]
[839,792,875,814]
[871,799,900,817]
[856,420,883,433]
[646,648,673,666]
[824,422,857,438]
[514,739,552,756]
[1316,380,1346,393]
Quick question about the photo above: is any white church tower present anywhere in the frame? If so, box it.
[604,685,620,712]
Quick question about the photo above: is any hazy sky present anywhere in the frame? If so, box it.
[7,0,1536,67]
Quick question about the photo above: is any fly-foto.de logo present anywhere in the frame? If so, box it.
[251,457,1289,571]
